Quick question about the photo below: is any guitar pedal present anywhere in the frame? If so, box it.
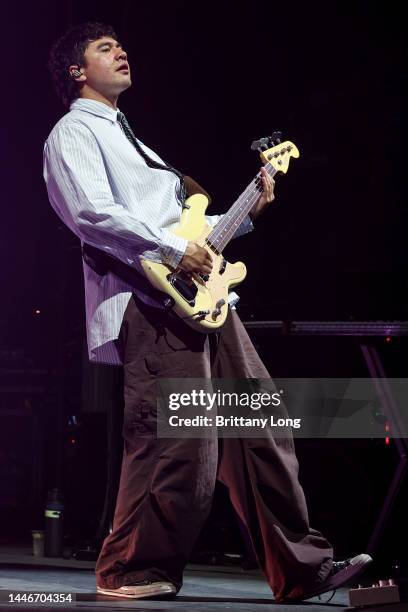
[349,580,400,607]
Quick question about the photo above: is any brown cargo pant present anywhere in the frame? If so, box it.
[95,295,333,602]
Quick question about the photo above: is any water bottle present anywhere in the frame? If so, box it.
[44,488,64,557]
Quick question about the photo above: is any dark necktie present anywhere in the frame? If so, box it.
[117,111,186,205]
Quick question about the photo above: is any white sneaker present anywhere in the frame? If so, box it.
[97,581,177,599]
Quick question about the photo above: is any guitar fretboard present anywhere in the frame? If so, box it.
[206,164,277,252]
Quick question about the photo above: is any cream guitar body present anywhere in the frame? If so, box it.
[140,138,299,332]
[141,193,246,332]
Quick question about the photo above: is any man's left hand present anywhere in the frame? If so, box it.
[249,166,275,221]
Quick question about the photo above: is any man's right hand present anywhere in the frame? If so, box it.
[180,241,213,275]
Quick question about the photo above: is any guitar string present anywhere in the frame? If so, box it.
[208,162,278,251]
[208,162,277,249]
[207,174,263,249]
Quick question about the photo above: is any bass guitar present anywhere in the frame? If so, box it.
[140,136,299,331]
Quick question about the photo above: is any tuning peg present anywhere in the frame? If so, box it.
[250,137,269,153]
[269,131,282,146]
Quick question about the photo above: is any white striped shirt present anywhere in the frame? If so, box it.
[43,98,253,364]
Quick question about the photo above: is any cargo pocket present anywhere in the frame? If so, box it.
[122,353,160,438]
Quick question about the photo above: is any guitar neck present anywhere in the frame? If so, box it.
[206,163,277,253]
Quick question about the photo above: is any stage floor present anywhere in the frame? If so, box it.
[0,564,350,611]
[0,547,405,611]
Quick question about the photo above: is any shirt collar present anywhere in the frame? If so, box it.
[70,98,119,124]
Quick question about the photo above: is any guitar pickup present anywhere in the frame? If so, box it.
[219,258,227,275]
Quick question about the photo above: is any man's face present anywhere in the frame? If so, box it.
[80,36,131,96]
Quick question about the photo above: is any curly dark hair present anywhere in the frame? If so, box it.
[48,22,118,107]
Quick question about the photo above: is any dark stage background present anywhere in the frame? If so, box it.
[0,0,407,570]
[2,0,407,360]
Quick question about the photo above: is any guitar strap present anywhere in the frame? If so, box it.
[117,111,187,206]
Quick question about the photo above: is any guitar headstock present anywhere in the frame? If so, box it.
[251,133,300,174]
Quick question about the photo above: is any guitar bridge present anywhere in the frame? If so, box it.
[167,272,198,306]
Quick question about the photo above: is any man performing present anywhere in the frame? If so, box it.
[43,22,372,603]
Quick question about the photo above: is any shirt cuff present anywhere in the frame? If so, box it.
[205,214,223,228]
[227,291,240,309]
[160,230,189,268]
[233,214,254,238]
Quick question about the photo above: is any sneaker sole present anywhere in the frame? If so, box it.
[97,585,176,600]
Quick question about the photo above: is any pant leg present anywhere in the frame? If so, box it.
[213,309,333,603]
[95,296,218,591]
